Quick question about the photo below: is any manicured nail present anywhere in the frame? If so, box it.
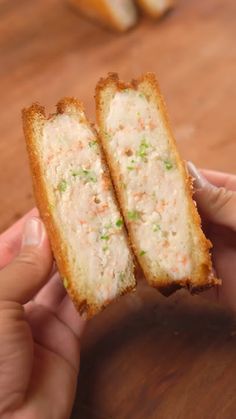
[187,161,209,189]
[22,217,44,247]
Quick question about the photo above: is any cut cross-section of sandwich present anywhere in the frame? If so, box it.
[136,0,174,18]
[22,98,135,317]
[96,73,220,295]
[69,0,137,32]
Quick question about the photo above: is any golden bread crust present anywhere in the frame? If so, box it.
[95,72,221,295]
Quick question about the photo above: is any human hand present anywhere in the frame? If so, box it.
[0,210,86,419]
[188,163,236,311]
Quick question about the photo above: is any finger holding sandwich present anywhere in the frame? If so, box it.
[188,164,236,311]
[0,215,85,418]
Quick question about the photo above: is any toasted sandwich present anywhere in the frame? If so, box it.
[137,0,174,18]
[95,73,220,294]
[69,0,137,32]
[22,98,135,317]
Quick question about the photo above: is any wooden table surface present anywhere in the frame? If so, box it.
[1,0,236,417]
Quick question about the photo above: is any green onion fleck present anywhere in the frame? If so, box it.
[164,160,173,170]
[100,234,109,241]
[63,277,68,288]
[127,210,140,221]
[49,202,55,210]
[127,159,137,171]
[104,222,112,229]
[102,245,109,252]
[58,179,67,192]
[119,272,125,282]
[104,131,111,141]
[116,219,123,228]
[136,138,149,160]
[140,250,146,256]
[72,171,79,177]
[84,170,97,182]
[72,169,97,183]
[153,223,161,232]
[89,140,97,148]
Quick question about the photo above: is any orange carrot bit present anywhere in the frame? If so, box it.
[149,120,157,130]
[138,118,145,130]
[135,165,142,173]
[95,203,109,214]
[156,200,168,212]
[79,219,87,225]
[84,162,92,170]
[155,203,164,213]
[75,141,84,150]
[46,154,53,164]
[181,256,188,266]
[133,191,146,200]
[102,174,110,191]
[46,149,62,163]
[163,240,170,248]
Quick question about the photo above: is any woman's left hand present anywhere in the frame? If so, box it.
[0,209,85,419]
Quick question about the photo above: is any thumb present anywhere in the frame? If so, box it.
[188,162,236,231]
[0,217,53,304]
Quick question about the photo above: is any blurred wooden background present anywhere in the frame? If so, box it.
[0,0,236,418]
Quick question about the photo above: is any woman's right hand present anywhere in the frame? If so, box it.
[188,163,236,311]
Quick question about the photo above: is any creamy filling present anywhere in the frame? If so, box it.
[40,113,132,303]
[106,90,193,280]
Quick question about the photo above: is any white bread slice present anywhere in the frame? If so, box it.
[22,98,135,317]
[137,0,174,17]
[69,0,137,32]
[95,73,220,295]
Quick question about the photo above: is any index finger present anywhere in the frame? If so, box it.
[0,208,38,268]
[200,169,236,191]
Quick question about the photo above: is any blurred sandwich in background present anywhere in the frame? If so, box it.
[69,0,174,32]
[137,0,173,18]
[69,0,138,32]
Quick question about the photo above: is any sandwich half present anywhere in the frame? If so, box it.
[22,98,135,317]
[95,73,220,295]
[136,0,174,18]
[69,0,137,32]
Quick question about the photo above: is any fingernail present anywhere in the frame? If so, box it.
[81,312,88,321]
[187,161,209,189]
[22,217,44,247]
